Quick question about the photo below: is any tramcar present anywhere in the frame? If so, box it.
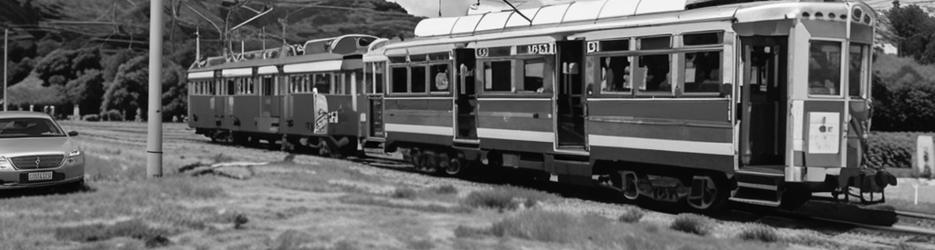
[188,0,894,211]
[188,34,379,156]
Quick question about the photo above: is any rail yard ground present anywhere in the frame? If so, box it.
[0,121,933,249]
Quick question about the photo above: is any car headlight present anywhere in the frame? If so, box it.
[0,156,14,170]
[68,149,82,158]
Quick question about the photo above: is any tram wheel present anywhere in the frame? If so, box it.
[685,174,728,212]
[617,171,640,202]
[444,157,463,176]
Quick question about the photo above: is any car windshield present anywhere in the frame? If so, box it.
[0,118,65,138]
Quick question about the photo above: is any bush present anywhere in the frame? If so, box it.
[82,114,100,122]
[462,186,554,211]
[738,224,778,242]
[670,213,715,236]
[390,187,418,199]
[617,206,644,223]
[102,109,123,121]
[434,184,458,195]
[865,132,935,169]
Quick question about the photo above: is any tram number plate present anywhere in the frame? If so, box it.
[517,43,555,55]
[28,171,53,181]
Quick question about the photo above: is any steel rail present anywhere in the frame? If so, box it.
[895,210,935,221]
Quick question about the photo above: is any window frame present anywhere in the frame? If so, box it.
[806,38,846,99]
[634,35,674,97]
[478,58,515,95]
[847,42,870,99]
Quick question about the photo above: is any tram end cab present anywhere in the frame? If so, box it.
[732,0,894,206]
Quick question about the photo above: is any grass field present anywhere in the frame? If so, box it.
[0,121,928,249]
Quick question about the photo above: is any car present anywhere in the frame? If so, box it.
[0,111,84,190]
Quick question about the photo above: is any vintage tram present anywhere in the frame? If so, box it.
[188,0,893,211]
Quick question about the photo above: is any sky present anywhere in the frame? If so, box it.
[388,0,575,17]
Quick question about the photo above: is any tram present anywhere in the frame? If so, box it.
[188,0,894,211]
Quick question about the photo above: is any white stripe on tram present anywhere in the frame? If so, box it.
[588,135,734,156]
[384,124,453,136]
[477,128,554,143]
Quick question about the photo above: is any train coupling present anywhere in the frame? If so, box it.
[834,167,897,204]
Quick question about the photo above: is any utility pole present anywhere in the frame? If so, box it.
[146,0,164,178]
[3,28,7,112]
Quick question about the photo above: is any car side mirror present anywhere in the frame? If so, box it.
[68,131,79,137]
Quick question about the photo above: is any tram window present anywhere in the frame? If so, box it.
[848,44,867,98]
[636,54,671,94]
[483,60,512,92]
[334,73,345,95]
[374,62,385,94]
[261,77,274,96]
[600,56,632,93]
[521,59,545,92]
[640,36,671,50]
[808,40,842,96]
[683,51,722,94]
[391,67,408,93]
[412,66,427,93]
[227,80,235,95]
[315,73,332,94]
[430,64,450,92]
[364,63,374,93]
[683,33,722,46]
[600,39,629,52]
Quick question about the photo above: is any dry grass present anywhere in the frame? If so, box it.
[54,219,171,248]
[738,224,779,242]
[457,209,781,249]
[670,213,716,236]
[462,186,555,211]
[617,206,644,223]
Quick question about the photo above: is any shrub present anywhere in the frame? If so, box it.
[434,184,458,195]
[54,219,171,247]
[453,225,489,238]
[391,187,418,199]
[738,224,778,242]
[82,114,100,121]
[617,206,644,223]
[865,132,935,169]
[462,186,554,211]
[670,213,715,236]
[102,109,123,121]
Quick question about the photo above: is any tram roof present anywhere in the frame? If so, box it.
[404,0,875,43]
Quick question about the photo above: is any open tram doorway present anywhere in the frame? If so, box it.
[555,40,586,150]
[453,48,478,142]
[740,36,787,169]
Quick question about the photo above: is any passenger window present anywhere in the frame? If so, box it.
[808,40,842,96]
[636,54,671,94]
[483,60,512,92]
[315,73,332,94]
[374,62,385,94]
[683,51,722,94]
[391,67,408,93]
[261,77,274,96]
[600,56,631,93]
[430,64,450,92]
[412,66,426,93]
[848,44,867,98]
[637,37,672,95]
[683,33,722,46]
[521,59,545,92]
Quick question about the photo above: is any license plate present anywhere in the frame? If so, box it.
[27,172,53,181]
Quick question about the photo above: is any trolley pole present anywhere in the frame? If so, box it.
[146,0,164,177]
[3,28,8,111]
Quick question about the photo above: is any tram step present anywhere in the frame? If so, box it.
[728,197,781,207]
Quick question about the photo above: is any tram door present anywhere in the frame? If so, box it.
[740,37,787,167]
[556,40,586,150]
[453,48,477,141]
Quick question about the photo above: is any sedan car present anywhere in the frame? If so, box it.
[0,111,84,190]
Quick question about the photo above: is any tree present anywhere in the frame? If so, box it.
[887,3,935,63]
[65,69,105,115]
[161,61,188,121]
[101,55,148,120]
